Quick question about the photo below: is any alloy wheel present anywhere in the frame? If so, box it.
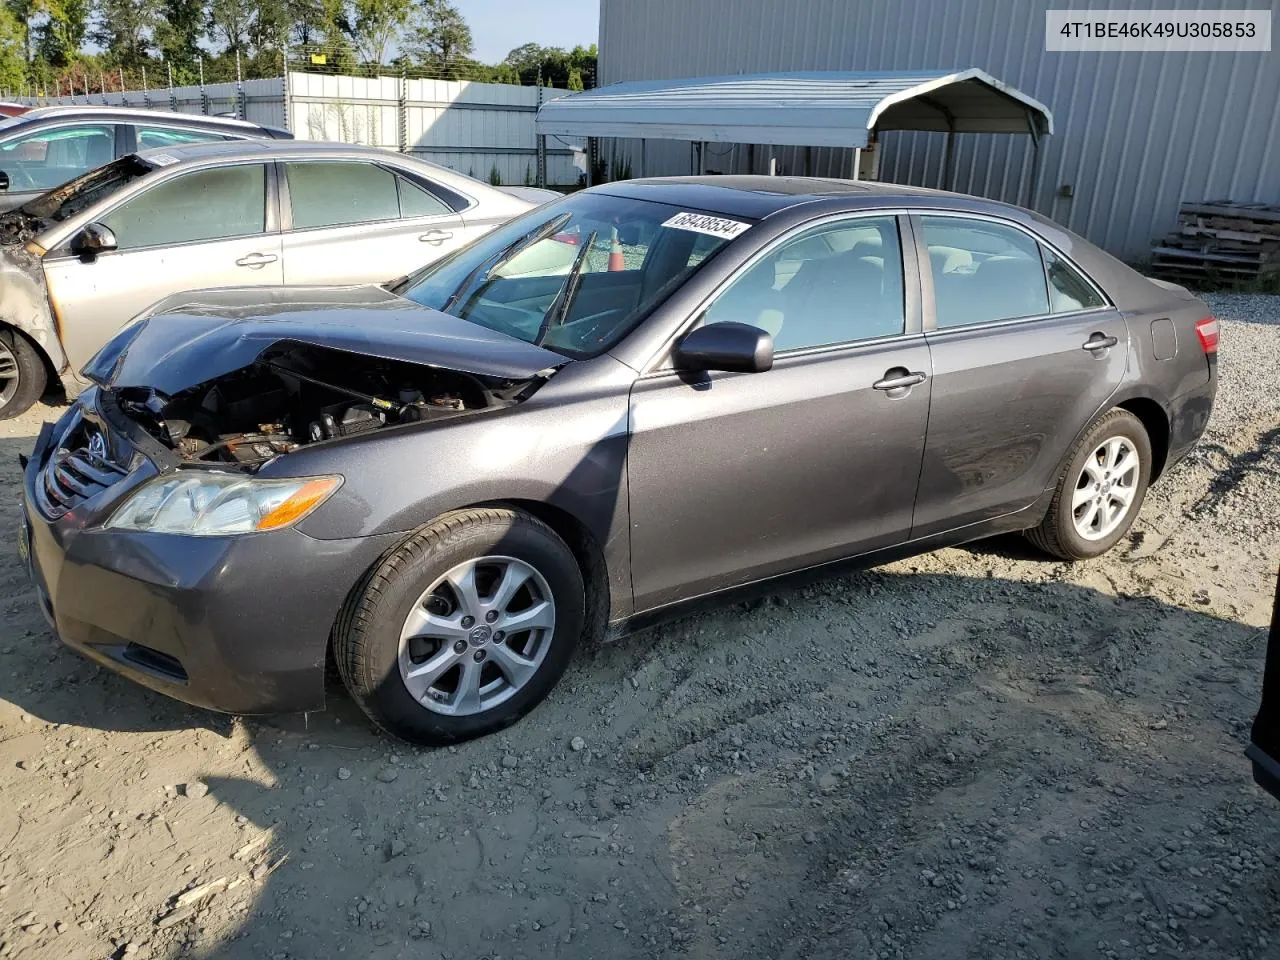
[0,339,19,408]
[1071,436,1141,541]
[397,555,556,716]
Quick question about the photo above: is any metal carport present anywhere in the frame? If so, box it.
[535,69,1053,202]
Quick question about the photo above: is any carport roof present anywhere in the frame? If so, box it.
[535,69,1053,148]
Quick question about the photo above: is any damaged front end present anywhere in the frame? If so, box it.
[114,341,545,470]
[79,285,568,471]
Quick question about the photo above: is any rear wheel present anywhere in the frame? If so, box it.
[334,508,584,745]
[0,327,47,420]
[1026,409,1151,560]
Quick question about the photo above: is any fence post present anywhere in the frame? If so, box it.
[141,65,150,108]
[535,68,546,188]
[235,50,246,120]
[167,61,177,111]
[398,64,408,153]
[199,59,209,115]
[280,30,292,135]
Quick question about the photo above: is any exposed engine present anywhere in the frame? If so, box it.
[118,343,537,468]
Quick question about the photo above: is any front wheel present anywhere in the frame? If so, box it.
[333,508,585,745]
[1026,409,1152,560]
[0,327,47,420]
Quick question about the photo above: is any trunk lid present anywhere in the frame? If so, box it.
[83,284,566,395]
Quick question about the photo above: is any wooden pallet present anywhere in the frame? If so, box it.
[1150,199,1280,284]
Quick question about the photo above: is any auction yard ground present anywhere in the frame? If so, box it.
[0,293,1277,960]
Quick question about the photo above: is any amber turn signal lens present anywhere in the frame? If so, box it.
[255,477,343,531]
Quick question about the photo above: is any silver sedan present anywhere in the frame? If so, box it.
[0,140,540,417]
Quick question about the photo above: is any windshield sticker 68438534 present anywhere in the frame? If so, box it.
[661,211,752,240]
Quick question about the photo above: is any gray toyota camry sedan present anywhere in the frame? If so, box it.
[20,177,1218,744]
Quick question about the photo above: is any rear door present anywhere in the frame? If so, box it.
[44,162,283,371]
[909,213,1126,537]
[278,160,466,286]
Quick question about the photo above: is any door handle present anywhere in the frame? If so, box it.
[873,369,927,393]
[1081,333,1118,352]
[235,252,279,268]
[419,229,454,245]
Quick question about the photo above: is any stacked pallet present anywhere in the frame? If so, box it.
[1150,201,1280,285]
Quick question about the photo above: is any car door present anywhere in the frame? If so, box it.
[0,122,121,211]
[909,213,1126,537]
[278,160,467,286]
[627,214,932,611]
[43,161,283,372]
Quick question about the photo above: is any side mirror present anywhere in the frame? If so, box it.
[0,171,8,191]
[675,322,774,374]
[70,222,118,262]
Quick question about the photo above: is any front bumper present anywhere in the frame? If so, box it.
[21,399,398,715]
[1247,566,1280,801]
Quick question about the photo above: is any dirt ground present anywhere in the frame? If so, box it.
[1,295,1278,960]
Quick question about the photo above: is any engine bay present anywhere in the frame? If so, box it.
[118,342,539,468]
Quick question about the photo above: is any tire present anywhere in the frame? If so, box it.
[1026,408,1152,561]
[333,507,585,745]
[0,327,47,420]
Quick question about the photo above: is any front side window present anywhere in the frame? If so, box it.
[136,126,230,149]
[286,161,401,229]
[0,124,115,191]
[702,217,905,351]
[100,164,266,250]
[921,216,1050,328]
[396,193,744,358]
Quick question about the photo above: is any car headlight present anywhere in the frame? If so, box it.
[105,472,342,536]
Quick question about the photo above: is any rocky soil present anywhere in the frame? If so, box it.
[0,293,1277,960]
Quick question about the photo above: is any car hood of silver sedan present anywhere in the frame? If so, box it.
[82,284,567,394]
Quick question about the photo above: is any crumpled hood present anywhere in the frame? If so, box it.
[82,284,567,394]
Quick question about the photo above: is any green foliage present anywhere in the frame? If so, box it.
[523,163,532,186]
[0,1,596,94]
[487,163,501,186]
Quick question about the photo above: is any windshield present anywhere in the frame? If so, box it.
[20,155,154,222]
[392,192,748,358]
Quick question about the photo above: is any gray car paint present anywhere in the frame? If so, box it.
[22,177,1217,715]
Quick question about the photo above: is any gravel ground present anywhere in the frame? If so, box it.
[0,293,1277,960]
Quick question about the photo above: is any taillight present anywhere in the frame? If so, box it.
[1195,317,1219,354]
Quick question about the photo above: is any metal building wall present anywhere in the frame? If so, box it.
[598,0,1280,258]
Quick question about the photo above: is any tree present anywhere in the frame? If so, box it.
[501,41,596,88]
[0,3,26,90]
[343,0,411,68]
[91,0,159,71]
[402,0,471,75]
[35,0,92,68]
[154,0,203,67]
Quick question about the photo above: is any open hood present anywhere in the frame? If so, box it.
[83,284,566,395]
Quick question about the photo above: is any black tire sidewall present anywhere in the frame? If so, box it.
[349,513,584,744]
[0,328,47,420]
[1053,412,1152,559]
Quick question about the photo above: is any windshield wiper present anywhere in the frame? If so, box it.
[442,211,572,314]
[535,230,597,346]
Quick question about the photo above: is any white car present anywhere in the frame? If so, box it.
[0,140,540,416]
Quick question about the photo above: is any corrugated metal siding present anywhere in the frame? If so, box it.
[599,0,1280,258]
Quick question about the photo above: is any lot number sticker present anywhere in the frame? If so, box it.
[148,153,180,167]
[662,211,752,240]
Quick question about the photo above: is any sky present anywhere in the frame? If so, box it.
[463,0,600,63]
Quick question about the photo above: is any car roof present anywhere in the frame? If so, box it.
[134,139,437,164]
[592,175,985,220]
[17,104,276,131]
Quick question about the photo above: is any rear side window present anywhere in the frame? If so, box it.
[1042,245,1106,313]
[397,177,453,218]
[286,161,401,229]
[136,126,231,149]
[100,164,266,250]
[921,216,1050,328]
